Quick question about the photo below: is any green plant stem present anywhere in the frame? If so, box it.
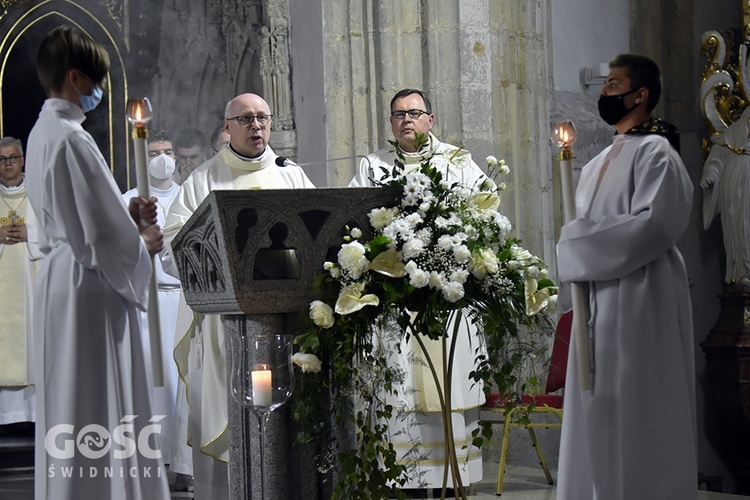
[410,311,467,500]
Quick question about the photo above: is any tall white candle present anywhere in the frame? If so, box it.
[132,123,164,387]
[252,370,273,407]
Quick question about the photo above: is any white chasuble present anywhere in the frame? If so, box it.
[0,180,41,386]
[163,144,314,498]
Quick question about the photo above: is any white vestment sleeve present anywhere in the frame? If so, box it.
[558,139,692,283]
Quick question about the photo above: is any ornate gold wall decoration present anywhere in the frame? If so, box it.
[701,2,750,157]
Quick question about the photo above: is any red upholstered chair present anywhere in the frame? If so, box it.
[481,310,572,495]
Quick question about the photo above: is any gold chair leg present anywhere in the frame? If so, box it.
[526,427,553,485]
[496,409,517,496]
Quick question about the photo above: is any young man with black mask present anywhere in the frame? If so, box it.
[555,54,697,500]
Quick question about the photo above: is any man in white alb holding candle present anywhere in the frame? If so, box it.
[26,26,169,500]
[163,92,315,499]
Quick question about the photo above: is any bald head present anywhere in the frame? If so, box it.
[223,93,273,158]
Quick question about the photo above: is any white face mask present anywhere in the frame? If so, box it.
[148,153,176,180]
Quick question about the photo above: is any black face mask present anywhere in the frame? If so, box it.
[597,88,640,125]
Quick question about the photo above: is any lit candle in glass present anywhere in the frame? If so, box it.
[252,365,273,407]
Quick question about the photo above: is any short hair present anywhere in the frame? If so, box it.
[390,89,432,114]
[174,128,208,150]
[148,130,172,145]
[609,54,662,112]
[210,125,227,149]
[36,26,110,94]
[0,136,23,156]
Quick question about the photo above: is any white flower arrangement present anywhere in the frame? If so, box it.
[293,140,557,498]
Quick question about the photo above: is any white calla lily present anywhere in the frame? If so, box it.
[335,282,380,315]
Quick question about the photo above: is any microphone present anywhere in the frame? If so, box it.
[275,156,293,167]
[274,155,377,186]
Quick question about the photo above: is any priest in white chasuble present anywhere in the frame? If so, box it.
[163,92,315,499]
[349,89,488,490]
[26,26,170,500]
[0,136,43,426]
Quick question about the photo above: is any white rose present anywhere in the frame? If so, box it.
[350,227,362,239]
[309,300,335,328]
[292,352,322,373]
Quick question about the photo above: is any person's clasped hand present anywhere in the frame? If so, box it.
[0,222,26,245]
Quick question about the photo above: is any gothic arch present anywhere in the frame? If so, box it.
[0,0,130,187]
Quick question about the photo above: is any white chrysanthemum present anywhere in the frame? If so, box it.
[402,238,425,259]
[338,241,369,279]
[404,260,429,288]
[429,271,447,289]
[441,281,465,302]
[498,182,507,191]
[486,155,498,166]
[494,213,513,235]
[309,300,335,328]
[415,228,432,244]
[435,216,451,229]
[437,234,454,251]
[323,261,335,271]
[405,212,423,227]
[369,207,398,230]
[452,245,471,264]
[409,269,430,288]
[403,192,421,207]
[464,225,479,240]
[500,163,510,174]
[450,269,469,284]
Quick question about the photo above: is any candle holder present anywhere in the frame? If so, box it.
[229,333,295,499]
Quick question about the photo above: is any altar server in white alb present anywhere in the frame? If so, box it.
[0,137,43,426]
[350,89,488,489]
[121,141,182,468]
[163,92,315,499]
[556,54,697,500]
[26,26,170,500]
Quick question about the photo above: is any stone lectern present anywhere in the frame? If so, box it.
[171,187,398,500]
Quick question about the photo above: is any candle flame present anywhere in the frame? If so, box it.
[126,97,153,126]
[553,121,576,149]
